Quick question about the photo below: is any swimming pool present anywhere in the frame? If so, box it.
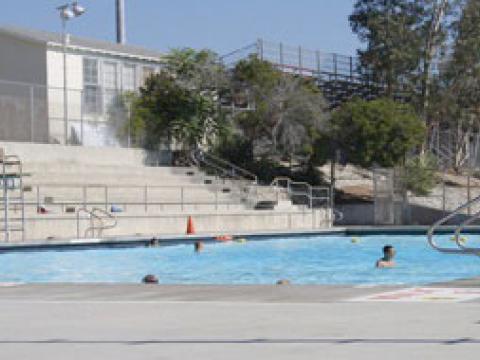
[0,234,479,285]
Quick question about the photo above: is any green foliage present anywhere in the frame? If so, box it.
[350,0,425,94]
[164,48,227,90]
[331,98,425,168]
[129,71,222,150]
[403,153,438,196]
[123,48,229,150]
[213,133,254,169]
[231,56,328,159]
[310,134,332,166]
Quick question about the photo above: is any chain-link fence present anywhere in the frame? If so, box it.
[0,79,136,147]
[329,163,480,226]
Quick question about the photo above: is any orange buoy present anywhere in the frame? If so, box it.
[186,216,195,235]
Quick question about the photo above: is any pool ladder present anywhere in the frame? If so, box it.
[76,207,117,238]
[427,194,480,254]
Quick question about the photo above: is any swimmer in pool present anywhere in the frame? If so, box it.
[376,245,396,268]
[194,241,204,253]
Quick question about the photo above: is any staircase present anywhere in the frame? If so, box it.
[191,149,331,212]
[0,142,333,241]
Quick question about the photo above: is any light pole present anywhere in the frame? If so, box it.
[56,2,86,145]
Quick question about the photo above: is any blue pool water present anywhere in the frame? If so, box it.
[0,234,479,285]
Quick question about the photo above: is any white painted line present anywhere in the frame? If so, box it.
[349,287,480,303]
[0,283,22,287]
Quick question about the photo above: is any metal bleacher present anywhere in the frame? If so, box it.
[220,39,401,109]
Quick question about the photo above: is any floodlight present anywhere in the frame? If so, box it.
[72,2,86,16]
[57,5,74,20]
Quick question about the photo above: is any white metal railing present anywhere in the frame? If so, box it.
[1,153,25,242]
[427,194,480,254]
[76,207,117,238]
[29,183,246,212]
[191,149,258,183]
[271,177,332,226]
[271,177,330,208]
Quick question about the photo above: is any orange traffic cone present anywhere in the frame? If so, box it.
[186,216,195,235]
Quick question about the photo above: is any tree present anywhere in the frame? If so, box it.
[350,0,425,96]
[123,48,229,150]
[164,48,227,90]
[129,71,223,150]
[330,98,426,168]
[428,0,480,170]
[403,153,438,195]
[231,56,328,160]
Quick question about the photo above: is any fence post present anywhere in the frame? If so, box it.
[181,187,184,211]
[144,185,148,212]
[257,39,264,60]
[279,42,284,67]
[104,186,108,211]
[29,86,35,142]
[298,46,302,75]
[80,89,84,145]
[316,50,321,78]
[333,54,338,80]
[350,56,354,80]
[467,169,471,215]
[36,185,40,209]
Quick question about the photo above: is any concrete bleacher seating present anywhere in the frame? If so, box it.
[0,142,331,241]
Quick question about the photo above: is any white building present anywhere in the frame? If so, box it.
[0,26,163,146]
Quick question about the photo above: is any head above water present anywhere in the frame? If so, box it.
[383,245,396,259]
[142,274,159,284]
[194,241,204,253]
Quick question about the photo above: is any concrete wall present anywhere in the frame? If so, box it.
[0,34,49,143]
[335,203,375,226]
[19,209,331,241]
[0,141,149,167]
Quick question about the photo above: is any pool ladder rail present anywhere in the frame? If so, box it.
[0,150,25,243]
[76,207,117,239]
[428,194,480,254]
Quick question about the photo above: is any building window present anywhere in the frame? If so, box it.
[83,58,102,115]
[103,62,118,112]
[103,62,118,90]
[122,64,136,91]
[83,58,99,85]
[142,66,155,85]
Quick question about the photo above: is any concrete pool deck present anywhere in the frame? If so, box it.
[1,282,480,359]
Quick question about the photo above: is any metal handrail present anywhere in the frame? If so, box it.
[89,207,117,237]
[192,149,258,183]
[76,207,117,238]
[427,194,480,254]
[453,208,480,253]
[271,177,330,209]
[1,154,25,242]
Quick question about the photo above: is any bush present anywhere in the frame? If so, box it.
[403,154,438,196]
[331,98,425,168]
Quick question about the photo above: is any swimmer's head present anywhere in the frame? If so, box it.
[194,241,204,253]
[142,274,159,284]
[383,245,396,259]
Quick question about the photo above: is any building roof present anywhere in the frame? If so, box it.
[0,26,163,62]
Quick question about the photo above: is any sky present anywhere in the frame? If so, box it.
[0,0,361,56]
